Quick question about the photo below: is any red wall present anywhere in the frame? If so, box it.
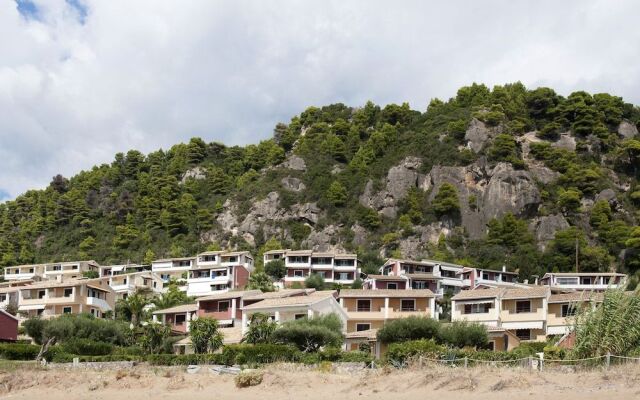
[234,266,250,289]
[375,280,406,289]
[0,312,17,341]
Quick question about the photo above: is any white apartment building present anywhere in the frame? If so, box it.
[186,251,254,297]
[263,250,360,286]
[151,257,196,286]
[539,272,627,291]
[3,260,100,282]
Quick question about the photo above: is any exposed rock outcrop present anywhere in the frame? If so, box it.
[359,157,424,218]
[618,120,639,139]
[180,167,207,184]
[551,132,576,151]
[464,118,502,153]
[281,155,307,171]
[280,177,306,192]
[302,225,345,252]
[530,214,570,251]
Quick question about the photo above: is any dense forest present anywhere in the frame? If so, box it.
[2,83,640,286]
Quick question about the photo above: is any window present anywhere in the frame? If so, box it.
[561,304,576,317]
[295,314,307,320]
[38,290,46,299]
[294,270,305,277]
[334,259,354,267]
[52,265,62,271]
[288,256,309,264]
[463,303,492,314]
[581,277,592,285]
[175,314,186,325]
[316,271,326,279]
[63,307,72,314]
[72,265,79,270]
[400,299,416,311]
[218,301,230,312]
[441,270,456,278]
[311,257,332,265]
[482,273,489,280]
[224,256,238,263]
[515,300,531,313]
[556,277,578,285]
[387,283,398,290]
[338,272,350,280]
[356,323,371,332]
[412,281,427,289]
[357,299,371,312]
[515,329,531,341]
[0,295,6,302]
[201,255,217,262]
[64,288,73,297]
[602,277,611,285]
[487,341,495,351]
[123,278,127,285]
[29,268,34,273]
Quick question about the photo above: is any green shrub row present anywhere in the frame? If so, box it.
[0,343,41,360]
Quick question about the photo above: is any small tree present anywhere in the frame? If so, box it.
[116,291,149,325]
[242,313,277,344]
[438,321,488,348]
[247,272,275,292]
[351,278,363,289]
[139,322,170,354]
[326,181,348,207]
[190,317,224,354]
[377,316,440,344]
[305,273,325,290]
[271,314,344,352]
[431,183,460,217]
[264,259,286,280]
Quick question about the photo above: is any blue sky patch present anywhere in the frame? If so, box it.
[0,189,10,201]
[66,0,88,24]
[15,0,40,20]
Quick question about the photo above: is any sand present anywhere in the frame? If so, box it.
[1,362,640,400]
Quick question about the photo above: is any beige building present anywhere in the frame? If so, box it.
[451,286,550,345]
[546,291,603,336]
[4,260,100,282]
[17,277,115,319]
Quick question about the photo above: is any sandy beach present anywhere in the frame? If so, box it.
[1,363,639,400]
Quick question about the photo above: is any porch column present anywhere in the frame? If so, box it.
[241,312,248,335]
[274,311,280,323]
[430,297,436,319]
[231,298,237,322]
[152,314,158,323]
[384,297,389,320]
[186,312,192,332]
[307,309,314,319]
[339,298,344,307]
[162,314,167,324]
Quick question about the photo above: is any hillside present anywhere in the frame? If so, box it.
[2,83,640,285]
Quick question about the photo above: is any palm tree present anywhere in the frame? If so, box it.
[151,284,191,310]
[116,291,149,326]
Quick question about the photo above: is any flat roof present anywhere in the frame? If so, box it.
[197,290,262,302]
[152,303,198,314]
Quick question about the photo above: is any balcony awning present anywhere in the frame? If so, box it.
[18,304,45,311]
[501,321,544,330]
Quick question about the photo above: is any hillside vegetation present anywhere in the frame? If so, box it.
[2,83,640,285]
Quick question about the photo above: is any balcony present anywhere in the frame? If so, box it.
[20,296,76,306]
[87,297,112,311]
[4,273,36,280]
[110,282,135,292]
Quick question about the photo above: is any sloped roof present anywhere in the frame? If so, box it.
[365,274,407,281]
[501,286,549,300]
[549,291,604,303]
[242,291,336,310]
[404,273,441,280]
[243,288,315,300]
[339,289,435,298]
[345,328,378,340]
[152,303,198,314]
[197,290,262,302]
[451,288,503,301]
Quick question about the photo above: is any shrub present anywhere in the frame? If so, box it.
[304,274,325,290]
[431,183,460,217]
[438,321,488,348]
[221,344,301,365]
[377,317,440,344]
[386,339,445,363]
[190,317,223,354]
[271,314,344,352]
[62,338,114,356]
[243,313,277,344]
[0,343,41,360]
[264,259,286,280]
[235,370,264,388]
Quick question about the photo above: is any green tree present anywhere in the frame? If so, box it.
[116,292,149,326]
[326,181,348,207]
[377,316,440,344]
[190,317,224,354]
[242,313,277,344]
[271,313,344,352]
[431,183,460,217]
[304,273,325,290]
[247,272,275,292]
[558,188,582,213]
[139,322,170,354]
[264,259,286,280]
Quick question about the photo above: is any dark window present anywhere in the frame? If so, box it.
[356,323,371,332]
[400,299,416,311]
[38,290,46,299]
[387,283,398,290]
[515,300,531,313]
[63,307,72,314]
[357,299,371,312]
[218,301,230,312]
[175,314,186,325]
[295,314,306,320]
[561,304,576,317]
[464,303,491,314]
[515,329,531,341]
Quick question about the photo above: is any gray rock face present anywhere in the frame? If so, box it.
[281,177,306,192]
[351,224,368,247]
[180,167,207,184]
[530,214,570,251]
[528,164,560,185]
[359,157,424,218]
[618,120,639,139]
[465,118,499,153]
[551,132,576,151]
[424,161,541,239]
[282,155,307,171]
[302,225,345,252]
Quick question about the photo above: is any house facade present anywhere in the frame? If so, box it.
[338,289,437,333]
[546,292,603,335]
[151,257,195,286]
[17,277,115,319]
[196,290,262,327]
[152,303,198,333]
[186,251,254,297]
[263,250,360,286]
[0,309,18,342]
[540,272,627,291]
[3,260,100,282]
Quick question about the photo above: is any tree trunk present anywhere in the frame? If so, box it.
[35,337,56,362]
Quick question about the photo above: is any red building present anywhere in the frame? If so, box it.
[0,309,18,342]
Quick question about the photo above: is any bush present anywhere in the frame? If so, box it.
[146,353,225,366]
[235,370,264,388]
[24,314,129,345]
[271,314,344,352]
[62,338,114,356]
[222,344,301,365]
[377,317,440,344]
[438,321,488,349]
[0,343,41,360]
[386,339,445,363]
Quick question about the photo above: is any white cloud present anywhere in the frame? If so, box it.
[1,0,640,198]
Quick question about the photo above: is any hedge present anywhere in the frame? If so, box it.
[0,343,41,360]
[62,338,114,356]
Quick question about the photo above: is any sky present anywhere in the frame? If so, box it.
[1,0,640,201]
